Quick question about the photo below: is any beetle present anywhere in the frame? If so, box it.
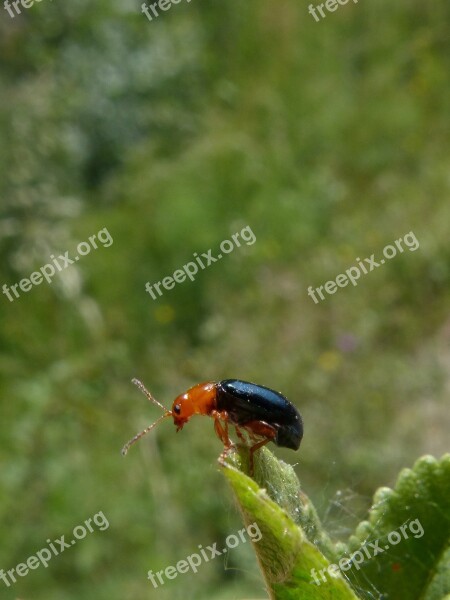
[121,378,303,473]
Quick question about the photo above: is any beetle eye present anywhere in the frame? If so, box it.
[173,404,181,415]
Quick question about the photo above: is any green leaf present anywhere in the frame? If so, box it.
[220,446,359,600]
[339,454,450,600]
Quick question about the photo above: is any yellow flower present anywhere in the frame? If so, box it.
[318,351,341,372]
[154,304,175,324]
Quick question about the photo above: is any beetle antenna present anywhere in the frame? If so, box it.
[131,378,169,412]
[121,412,171,456]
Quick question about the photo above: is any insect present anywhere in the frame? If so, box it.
[121,378,303,473]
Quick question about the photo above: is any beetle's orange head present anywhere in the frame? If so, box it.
[121,379,218,456]
[171,382,217,431]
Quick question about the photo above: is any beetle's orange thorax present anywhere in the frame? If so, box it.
[187,381,217,414]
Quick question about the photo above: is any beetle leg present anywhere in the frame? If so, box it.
[243,421,278,475]
[212,410,238,466]
[218,444,236,466]
[244,420,278,442]
[211,410,232,447]
[249,438,272,474]
[234,425,246,444]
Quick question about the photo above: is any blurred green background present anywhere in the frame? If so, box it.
[1,0,449,598]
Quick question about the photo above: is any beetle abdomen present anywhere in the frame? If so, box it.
[216,379,303,450]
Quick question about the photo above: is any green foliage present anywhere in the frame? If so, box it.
[223,450,450,600]
[223,447,358,599]
[0,0,449,598]
[341,454,450,599]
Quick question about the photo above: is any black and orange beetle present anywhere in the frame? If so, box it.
[121,378,303,472]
